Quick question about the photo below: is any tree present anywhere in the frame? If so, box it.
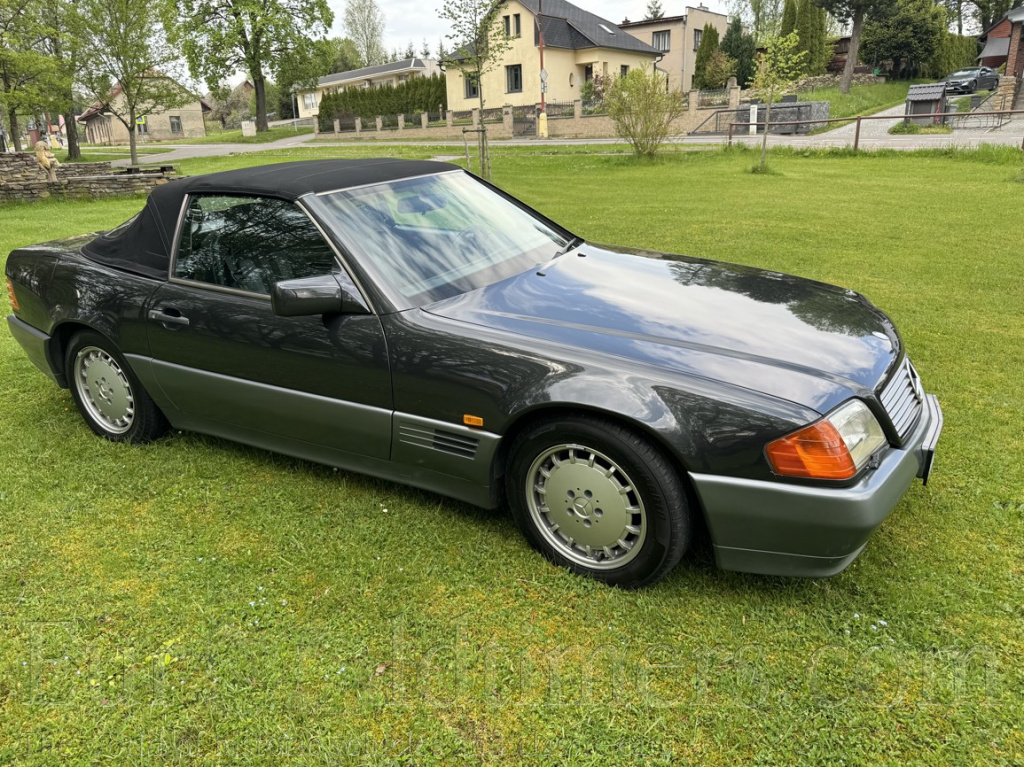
[421,38,432,58]
[812,0,886,93]
[404,41,416,59]
[971,0,1015,31]
[721,15,757,87]
[605,67,685,158]
[0,0,60,152]
[796,0,828,74]
[168,0,332,132]
[440,0,512,112]
[780,0,798,36]
[344,0,386,66]
[207,82,252,129]
[75,0,189,165]
[751,32,807,171]
[705,49,738,88]
[692,23,721,90]
[861,0,945,79]
[645,0,665,19]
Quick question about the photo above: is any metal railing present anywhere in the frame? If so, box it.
[544,100,576,119]
[727,109,1024,150]
[697,89,729,108]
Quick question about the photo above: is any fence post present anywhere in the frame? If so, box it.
[421,112,428,129]
[727,77,740,109]
[446,110,454,128]
[854,117,862,151]
[397,114,405,131]
[355,117,362,134]
[375,116,383,132]
[471,109,480,128]
[333,119,340,136]
[749,103,758,135]
[503,107,513,134]
[688,90,699,113]
[574,100,582,120]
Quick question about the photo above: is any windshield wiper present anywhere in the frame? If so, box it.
[555,236,584,257]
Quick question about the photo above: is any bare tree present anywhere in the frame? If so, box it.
[344,0,386,66]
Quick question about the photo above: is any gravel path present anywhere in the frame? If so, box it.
[823,103,909,139]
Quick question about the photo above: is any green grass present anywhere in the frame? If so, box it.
[2,146,1024,765]
[800,80,927,120]
[888,122,954,135]
[164,125,314,145]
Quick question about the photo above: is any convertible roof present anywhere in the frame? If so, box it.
[81,159,456,279]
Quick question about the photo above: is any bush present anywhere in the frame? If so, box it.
[605,68,685,158]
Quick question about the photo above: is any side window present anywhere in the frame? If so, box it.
[174,195,338,294]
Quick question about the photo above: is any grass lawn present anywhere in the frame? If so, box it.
[800,80,928,120]
[1,146,1023,765]
[165,125,314,145]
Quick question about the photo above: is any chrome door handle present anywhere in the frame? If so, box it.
[148,309,190,326]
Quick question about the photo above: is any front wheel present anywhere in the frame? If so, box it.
[66,330,168,443]
[506,415,691,588]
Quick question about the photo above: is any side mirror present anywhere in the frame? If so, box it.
[271,272,370,317]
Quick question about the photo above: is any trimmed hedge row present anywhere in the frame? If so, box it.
[317,74,448,130]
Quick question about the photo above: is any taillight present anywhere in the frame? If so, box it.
[5,277,19,312]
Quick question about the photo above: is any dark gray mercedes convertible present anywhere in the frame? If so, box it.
[5,160,942,588]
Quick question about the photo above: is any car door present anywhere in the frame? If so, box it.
[144,193,393,460]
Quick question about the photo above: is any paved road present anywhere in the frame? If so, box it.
[114,107,1023,166]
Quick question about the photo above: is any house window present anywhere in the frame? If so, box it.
[137,119,148,135]
[303,92,317,110]
[169,116,183,134]
[694,29,702,51]
[652,30,670,51]
[464,73,480,99]
[504,13,521,37]
[506,64,522,93]
[621,65,629,78]
[584,64,593,82]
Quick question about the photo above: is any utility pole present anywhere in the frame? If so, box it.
[538,0,548,137]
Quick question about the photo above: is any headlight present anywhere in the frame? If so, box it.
[766,400,888,480]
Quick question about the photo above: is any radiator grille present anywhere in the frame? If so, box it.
[398,424,480,459]
[879,358,924,442]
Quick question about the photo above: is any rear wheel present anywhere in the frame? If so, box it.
[506,415,691,588]
[66,331,168,443]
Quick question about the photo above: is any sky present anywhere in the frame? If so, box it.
[326,0,732,56]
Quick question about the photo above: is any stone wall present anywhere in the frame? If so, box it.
[0,153,175,203]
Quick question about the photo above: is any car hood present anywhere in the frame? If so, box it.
[424,245,900,414]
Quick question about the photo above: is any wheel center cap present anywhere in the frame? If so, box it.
[572,497,593,519]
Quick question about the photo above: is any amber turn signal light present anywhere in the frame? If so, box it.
[5,278,19,312]
[463,414,484,427]
[766,419,857,480]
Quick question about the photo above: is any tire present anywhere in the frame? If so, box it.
[506,415,691,589]
[65,330,168,443]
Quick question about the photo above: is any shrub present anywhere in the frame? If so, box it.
[605,68,685,158]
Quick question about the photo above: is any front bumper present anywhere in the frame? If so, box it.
[690,394,943,577]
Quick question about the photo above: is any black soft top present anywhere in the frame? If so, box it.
[81,159,456,279]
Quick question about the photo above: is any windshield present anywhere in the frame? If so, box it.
[317,171,572,306]
[950,70,978,77]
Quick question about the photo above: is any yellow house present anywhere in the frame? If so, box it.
[444,0,663,111]
[296,58,442,119]
[620,5,730,93]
